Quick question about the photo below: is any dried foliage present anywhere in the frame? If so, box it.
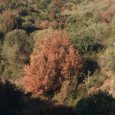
[40,21,57,29]
[101,2,115,23]
[54,0,63,7]
[0,11,18,32]
[21,31,83,95]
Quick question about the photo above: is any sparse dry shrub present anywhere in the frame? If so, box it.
[0,11,19,32]
[54,0,63,7]
[21,30,83,95]
[101,5,115,23]
[39,21,57,29]
[0,0,9,5]
[0,0,17,5]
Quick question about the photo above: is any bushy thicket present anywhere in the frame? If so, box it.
[0,0,114,114]
[1,29,33,79]
[21,30,83,96]
[0,11,21,33]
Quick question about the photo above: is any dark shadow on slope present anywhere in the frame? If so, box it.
[0,80,25,115]
[1,80,114,115]
[21,93,75,115]
[23,104,75,115]
[21,26,39,34]
[77,58,100,84]
[92,43,104,53]
[85,58,100,76]
[0,80,75,115]
[0,32,4,40]
[75,91,115,115]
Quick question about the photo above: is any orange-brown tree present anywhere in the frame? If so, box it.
[21,30,83,95]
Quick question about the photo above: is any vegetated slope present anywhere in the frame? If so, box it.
[21,30,83,96]
[100,70,115,98]
[0,0,114,114]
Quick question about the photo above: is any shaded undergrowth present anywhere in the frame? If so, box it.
[0,80,114,115]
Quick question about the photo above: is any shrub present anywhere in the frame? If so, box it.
[53,80,71,104]
[18,8,29,16]
[53,75,78,105]
[101,5,115,23]
[84,71,107,91]
[21,30,83,96]
[0,11,20,33]
[112,17,115,34]
[104,48,115,73]
[75,91,115,115]
[1,29,33,79]
[68,26,97,54]
[66,21,110,55]
[38,0,51,10]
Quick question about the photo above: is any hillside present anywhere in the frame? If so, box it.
[0,0,115,115]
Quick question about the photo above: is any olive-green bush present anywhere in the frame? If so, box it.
[1,29,33,79]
